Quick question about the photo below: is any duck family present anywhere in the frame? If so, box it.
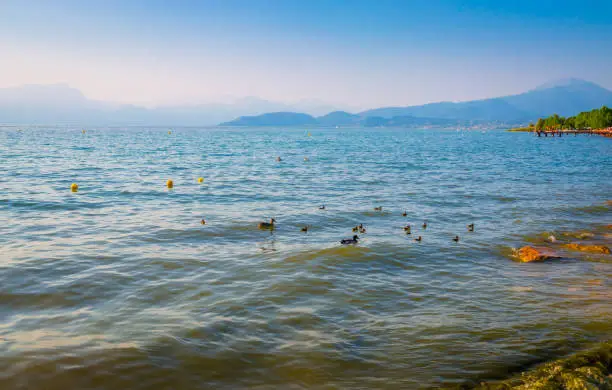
[352,223,366,233]
[253,212,473,246]
[200,202,473,246]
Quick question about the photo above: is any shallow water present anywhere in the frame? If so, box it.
[1,127,611,389]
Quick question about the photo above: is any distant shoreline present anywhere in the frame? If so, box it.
[507,126,612,137]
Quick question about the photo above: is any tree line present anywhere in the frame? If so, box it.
[533,106,612,130]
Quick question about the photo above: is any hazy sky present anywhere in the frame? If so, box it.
[1,0,611,109]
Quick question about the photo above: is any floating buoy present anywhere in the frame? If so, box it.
[70,183,79,192]
[197,177,204,183]
[166,179,173,189]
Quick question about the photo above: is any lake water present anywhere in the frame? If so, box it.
[1,127,611,389]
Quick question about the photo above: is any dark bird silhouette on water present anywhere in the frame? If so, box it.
[341,235,359,245]
[467,223,474,232]
[453,235,460,242]
[422,221,428,229]
[258,218,276,229]
[402,210,407,217]
[414,236,422,242]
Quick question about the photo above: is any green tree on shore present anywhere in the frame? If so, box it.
[535,106,612,130]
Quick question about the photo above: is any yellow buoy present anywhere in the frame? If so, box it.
[197,177,204,183]
[70,183,79,192]
[166,179,173,189]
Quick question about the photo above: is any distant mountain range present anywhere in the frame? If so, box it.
[1,79,611,127]
[0,84,347,126]
[220,79,612,127]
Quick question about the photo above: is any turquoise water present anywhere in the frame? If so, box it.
[1,127,611,389]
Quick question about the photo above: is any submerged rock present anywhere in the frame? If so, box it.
[475,341,612,389]
[516,246,561,263]
[563,243,611,254]
[562,231,596,240]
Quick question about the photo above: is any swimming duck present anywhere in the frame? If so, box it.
[402,210,407,217]
[414,236,422,242]
[467,223,474,232]
[352,225,359,232]
[319,205,326,210]
[453,235,460,242]
[200,219,206,225]
[258,218,276,229]
[403,225,411,234]
[304,157,309,162]
[358,224,366,234]
[374,206,383,212]
[422,221,428,229]
[301,226,308,232]
[276,157,282,162]
[340,235,359,245]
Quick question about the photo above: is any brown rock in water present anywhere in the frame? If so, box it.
[517,246,561,263]
[563,243,611,254]
[562,231,595,240]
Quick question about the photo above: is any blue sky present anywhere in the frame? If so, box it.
[1,0,611,109]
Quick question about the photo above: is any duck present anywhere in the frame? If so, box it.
[352,225,359,232]
[414,236,422,242]
[200,219,206,225]
[467,223,474,232]
[402,210,407,217]
[358,224,366,234]
[258,218,276,229]
[422,221,428,229]
[319,205,326,210]
[453,235,460,242]
[304,157,309,162]
[403,225,411,234]
[276,156,282,162]
[340,235,359,245]
[374,206,383,212]
[301,226,309,232]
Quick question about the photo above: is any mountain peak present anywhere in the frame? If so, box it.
[533,78,602,91]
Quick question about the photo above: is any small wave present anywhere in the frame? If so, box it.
[284,245,372,263]
[2,199,107,211]
[0,290,83,309]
